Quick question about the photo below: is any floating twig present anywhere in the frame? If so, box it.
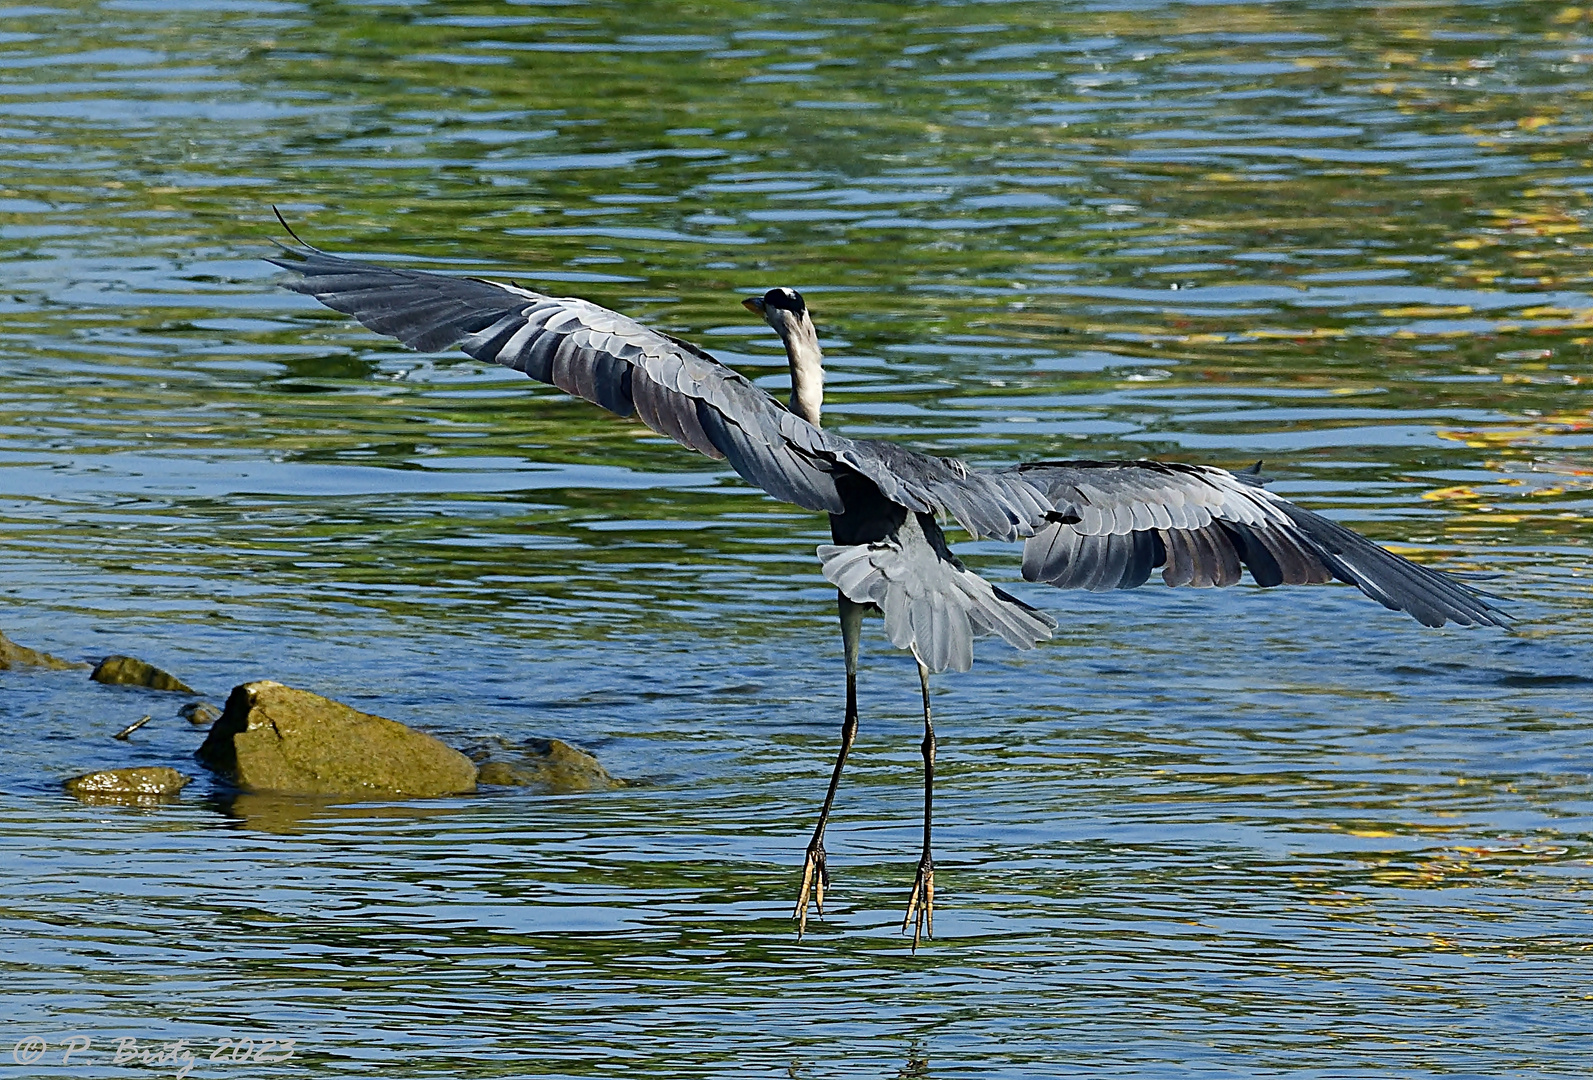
[113,715,152,741]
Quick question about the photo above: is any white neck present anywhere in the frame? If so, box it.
[782,313,825,428]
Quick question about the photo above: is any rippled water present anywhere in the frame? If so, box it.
[3,1,1592,1076]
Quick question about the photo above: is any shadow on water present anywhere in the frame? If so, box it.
[204,791,472,835]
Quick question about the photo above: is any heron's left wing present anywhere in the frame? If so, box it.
[1011,460,1507,628]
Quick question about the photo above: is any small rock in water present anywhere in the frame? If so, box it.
[91,655,196,694]
[473,737,620,793]
[65,766,190,797]
[180,701,220,727]
[196,680,477,797]
[0,631,85,670]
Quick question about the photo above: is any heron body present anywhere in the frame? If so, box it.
[268,220,1507,949]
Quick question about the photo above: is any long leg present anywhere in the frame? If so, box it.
[903,657,934,950]
[795,593,864,937]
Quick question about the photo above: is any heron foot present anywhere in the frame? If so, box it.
[903,855,934,951]
[794,838,830,937]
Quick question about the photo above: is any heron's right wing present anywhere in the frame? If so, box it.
[268,235,1055,539]
[1011,460,1507,628]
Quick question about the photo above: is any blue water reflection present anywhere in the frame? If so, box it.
[0,1,1590,1076]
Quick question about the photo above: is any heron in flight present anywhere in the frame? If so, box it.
[267,216,1507,949]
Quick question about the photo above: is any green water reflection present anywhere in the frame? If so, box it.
[1,1,1591,1077]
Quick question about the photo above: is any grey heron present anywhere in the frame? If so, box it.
[267,217,1507,949]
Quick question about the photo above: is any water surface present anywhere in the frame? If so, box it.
[2,1,1592,1077]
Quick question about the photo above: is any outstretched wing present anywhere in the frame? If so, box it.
[1011,460,1507,628]
[268,237,1049,540]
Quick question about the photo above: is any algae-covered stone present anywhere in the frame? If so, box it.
[65,766,190,797]
[474,737,619,793]
[0,631,85,670]
[196,681,476,797]
[180,701,220,727]
[91,655,195,694]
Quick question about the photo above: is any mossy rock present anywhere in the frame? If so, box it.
[91,655,195,694]
[474,737,620,793]
[65,766,190,797]
[0,631,85,671]
[196,681,476,797]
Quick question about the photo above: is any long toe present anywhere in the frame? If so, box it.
[903,860,935,951]
[794,842,828,936]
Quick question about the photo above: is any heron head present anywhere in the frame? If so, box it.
[743,287,824,425]
[742,287,807,328]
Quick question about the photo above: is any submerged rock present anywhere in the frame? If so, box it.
[91,655,196,694]
[0,631,85,671]
[65,766,190,797]
[196,681,476,797]
[180,701,220,727]
[473,737,620,793]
